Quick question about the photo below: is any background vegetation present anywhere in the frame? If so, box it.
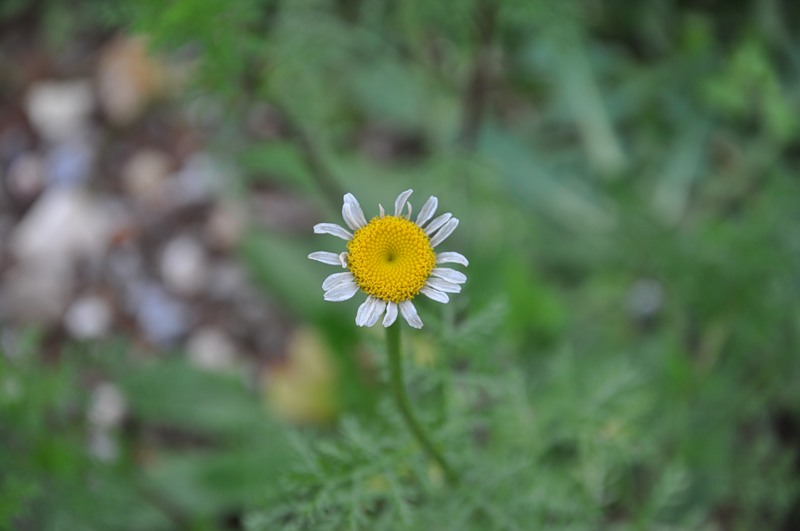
[2,0,800,529]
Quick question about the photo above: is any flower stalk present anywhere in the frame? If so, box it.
[386,323,458,485]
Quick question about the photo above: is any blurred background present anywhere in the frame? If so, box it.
[2,0,800,529]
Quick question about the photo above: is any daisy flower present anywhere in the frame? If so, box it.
[308,189,468,329]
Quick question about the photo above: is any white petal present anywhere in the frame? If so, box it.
[394,189,413,217]
[356,296,379,327]
[382,302,398,327]
[324,282,359,301]
[341,203,359,230]
[430,218,459,247]
[415,196,438,227]
[314,223,353,240]
[436,251,469,267]
[338,252,348,267]
[399,300,423,329]
[421,286,449,304]
[431,267,467,284]
[355,297,370,326]
[308,251,342,266]
[424,213,452,236]
[405,203,412,220]
[379,204,385,217]
[322,272,355,290]
[426,276,461,294]
[366,299,387,327]
[343,193,367,228]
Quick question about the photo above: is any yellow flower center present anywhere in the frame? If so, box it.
[346,216,436,303]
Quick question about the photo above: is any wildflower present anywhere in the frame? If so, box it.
[309,190,468,328]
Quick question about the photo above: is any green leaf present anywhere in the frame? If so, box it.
[118,359,267,436]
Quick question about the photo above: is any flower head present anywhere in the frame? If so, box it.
[309,190,468,328]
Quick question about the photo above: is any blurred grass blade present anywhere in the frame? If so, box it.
[652,120,709,225]
[240,231,326,319]
[555,30,626,176]
[479,127,616,232]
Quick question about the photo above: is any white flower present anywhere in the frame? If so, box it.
[309,189,468,328]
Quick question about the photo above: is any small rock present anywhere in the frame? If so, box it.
[187,327,238,371]
[131,282,191,345]
[11,189,114,265]
[25,80,93,142]
[4,264,73,324]
[88,382,127,428]
[4,152,44,204]
[206,201,245,250]
[96,36,166,126]
[167,152,226,206]
[160,236,208,296]
[88,429,119,462]
[44,138,95,187]
[64,295,113,339]
[121,149,172,206]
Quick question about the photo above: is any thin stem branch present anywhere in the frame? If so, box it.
[385,323,459,485]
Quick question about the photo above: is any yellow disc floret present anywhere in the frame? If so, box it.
[346,216,436,303]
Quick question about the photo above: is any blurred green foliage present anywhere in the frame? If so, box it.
[3,0,800,529]
[1,335,296,529]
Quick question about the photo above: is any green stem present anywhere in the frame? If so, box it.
[386,323,459,485]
